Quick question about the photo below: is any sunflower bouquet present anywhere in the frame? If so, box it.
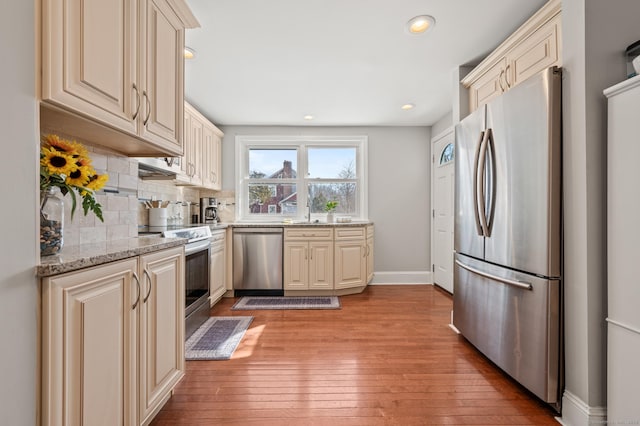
[40,134,108,221]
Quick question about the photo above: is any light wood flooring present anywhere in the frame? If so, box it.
[151,285,559,425]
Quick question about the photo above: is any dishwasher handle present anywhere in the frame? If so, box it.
[233,227,283,234]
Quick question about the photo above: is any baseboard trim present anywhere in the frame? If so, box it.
[557,390,606,426]
[369,271,432,285]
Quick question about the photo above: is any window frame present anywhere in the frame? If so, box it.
[235,135,368,222]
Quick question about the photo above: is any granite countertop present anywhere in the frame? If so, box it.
[37,236,187,277]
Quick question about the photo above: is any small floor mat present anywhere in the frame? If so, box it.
[231,296,341,310]
[185,316,253,360]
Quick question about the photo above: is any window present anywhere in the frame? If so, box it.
[439,142,454,165]
[236,136,367,221]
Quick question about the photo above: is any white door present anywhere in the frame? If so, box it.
[431,129,455,293]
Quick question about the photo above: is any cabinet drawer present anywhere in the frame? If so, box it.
[210,230,226,243]
[335,227,365,240]
[285,227,333,240]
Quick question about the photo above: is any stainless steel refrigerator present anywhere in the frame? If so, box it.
[453,66,562,410]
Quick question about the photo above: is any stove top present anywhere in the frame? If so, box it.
[162,226,211,242]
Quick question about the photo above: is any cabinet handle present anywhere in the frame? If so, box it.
[310,247,313,260]
[366,245,370,256]
[132,272,141,309]
[504,64,511,88]
[363,246,367,258]
[143,90,151,125]
[132,83,141,120]
[143,269,152,303]
[305,247,308,260]
[498,70,505,92]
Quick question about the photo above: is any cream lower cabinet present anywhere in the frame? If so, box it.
[334,227,367,290]
[41,246,185,426]
[210,230,227,305]
[366,225,374,283]
[284,228,334,290]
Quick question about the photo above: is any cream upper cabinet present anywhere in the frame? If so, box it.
[184,102,224,190]
[138,247,185,425]
[138,0,186,152]
[40,0,198,157]
[462,0,561,112]
[41,247,185,426]
[180,103,203,185]
[284,228,334,291]
[334,227,367,290]
[202,124,223,190]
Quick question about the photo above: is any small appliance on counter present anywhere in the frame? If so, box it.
[200,197,219,224]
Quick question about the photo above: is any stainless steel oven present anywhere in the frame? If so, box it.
[163,226,212,339]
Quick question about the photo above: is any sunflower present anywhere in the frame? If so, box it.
[66,165,92,187]
[42,134,82,156]
[41,146,77,176]
[84,173,109,192]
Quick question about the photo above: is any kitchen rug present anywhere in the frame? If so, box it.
[185,316,253,360]
[231,296,340,310]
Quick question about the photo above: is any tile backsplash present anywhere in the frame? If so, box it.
[47,136,230,246]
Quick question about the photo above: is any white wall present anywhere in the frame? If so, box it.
[219,125,432,281]
[0,0,38,424]
[561,0,640,423]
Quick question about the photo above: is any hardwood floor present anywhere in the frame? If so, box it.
[151,285,559,425]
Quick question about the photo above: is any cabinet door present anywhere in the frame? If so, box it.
[468,58,507,112]
[509,14,561,88]
[138,247,185,424]
[284,242,309,290]
[210,239,226,303]
[188,114,204,186]
[41,0,138,135]
[139,0,184,153]
[41,258,138,426]
[334,240,366,290]
[210,132,222,190]
[201,125,213,189]
[366,236,374,284]
[309,241,334,290]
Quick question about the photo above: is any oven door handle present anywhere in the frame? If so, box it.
[184,239,211,256]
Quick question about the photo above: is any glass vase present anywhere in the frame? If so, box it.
[40,187,64,256]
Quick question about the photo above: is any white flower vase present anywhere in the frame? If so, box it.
[326,212,334,223]
[40,187,64,256]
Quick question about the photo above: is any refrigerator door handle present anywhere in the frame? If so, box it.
[455,259,533,290]
[485,128,497,237]
[477,130,491,237]
[473,131,487,236]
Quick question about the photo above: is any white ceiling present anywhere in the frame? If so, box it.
[184,0,547,127]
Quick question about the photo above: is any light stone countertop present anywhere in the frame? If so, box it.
[37,236,187,277]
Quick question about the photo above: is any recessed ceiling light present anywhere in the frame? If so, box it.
[184,47,195,59]
[406,15,435,34]
[304,115,314,120]
[401,104,415,110]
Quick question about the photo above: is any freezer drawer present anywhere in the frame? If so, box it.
[453,253,561,404]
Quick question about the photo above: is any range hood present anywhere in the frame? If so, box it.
[137,157,178,180]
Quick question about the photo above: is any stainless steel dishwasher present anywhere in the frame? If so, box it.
[233,227,284,296]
